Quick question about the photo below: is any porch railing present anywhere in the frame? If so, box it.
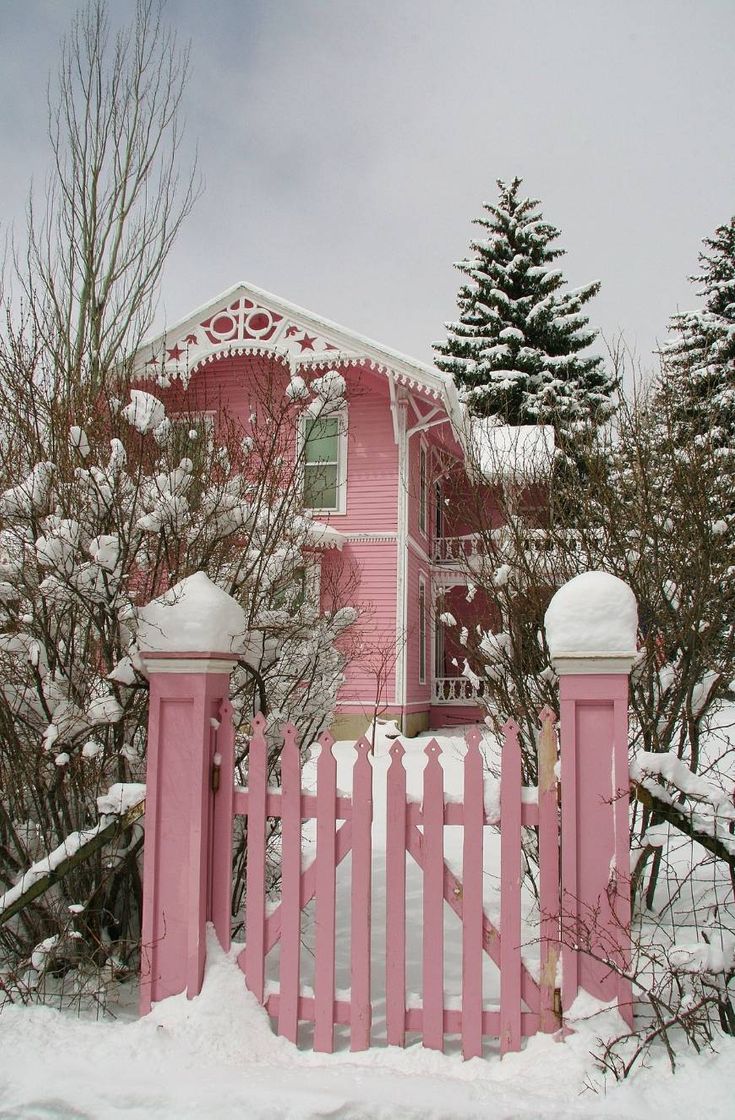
[433,676,485,704]
[431,535,484,564]
[432,530,582,567]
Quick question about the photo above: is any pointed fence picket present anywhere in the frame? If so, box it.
[235,711,561,1057]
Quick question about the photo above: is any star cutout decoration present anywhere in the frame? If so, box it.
[166,344,184,361]
[298,334,316,351]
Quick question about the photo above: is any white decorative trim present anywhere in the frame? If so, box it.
[140,655,239,675]
[343,531,397,544]
[551,652,637,676]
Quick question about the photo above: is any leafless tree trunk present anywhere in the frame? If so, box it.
[15,0,199,405]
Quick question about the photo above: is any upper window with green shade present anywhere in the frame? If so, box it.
[303,415,342,511]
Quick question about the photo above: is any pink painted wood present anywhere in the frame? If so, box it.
[558,672,633,1023]
[244,713,269,1004]
[139,653,235,1015]
[278,723,302,1043]
[461,726,484,1059]
[422,738,445,1051]
[537,706,560,1033]
[314,730,337,1053]
[350,736,373,1051]
[210,699,235,952]
[500,719,522,1056]
[385,739,407,1048]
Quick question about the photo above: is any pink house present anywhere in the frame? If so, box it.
[134,282,516,736]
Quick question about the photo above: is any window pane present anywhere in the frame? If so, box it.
[304,463,338,509]
[305,418,338,463]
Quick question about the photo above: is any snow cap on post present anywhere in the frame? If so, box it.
[544,570,638,675]
[137,571,248,666]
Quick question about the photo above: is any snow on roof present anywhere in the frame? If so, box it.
[468,420,555,480]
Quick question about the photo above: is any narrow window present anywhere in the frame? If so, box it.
[418,576,426,684]
[418,443,427,535]
[434,480,443,539]
[435,614,444,678]
[303,416,340,510]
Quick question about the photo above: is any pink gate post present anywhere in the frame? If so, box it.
[544,571,638,1027]
[137,572,248,1014]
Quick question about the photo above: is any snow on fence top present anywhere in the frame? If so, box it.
[544,570,637,655]
[137,571,248,654]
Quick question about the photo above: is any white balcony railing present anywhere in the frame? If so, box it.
[432,676,486,704]
[432,529,582,567]
[431,535,484,564]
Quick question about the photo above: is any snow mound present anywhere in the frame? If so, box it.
[544,571,637,655]
[137,571,248,654]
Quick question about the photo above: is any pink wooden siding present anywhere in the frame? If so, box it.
[322,541,400,710]
[143,350,512,728]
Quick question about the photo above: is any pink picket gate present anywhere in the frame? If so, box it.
[138,574,637,1054]
[230,708,561,1058]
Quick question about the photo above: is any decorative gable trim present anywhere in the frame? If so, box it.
[134,282,461,415]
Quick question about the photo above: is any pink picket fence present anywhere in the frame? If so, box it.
[233,707,561,1058]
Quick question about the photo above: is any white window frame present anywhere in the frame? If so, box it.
[299,405,348,516]
[418,574,427,685]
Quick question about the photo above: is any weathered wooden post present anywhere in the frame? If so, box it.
[544,571,637,1026]
[137,572,247,1014]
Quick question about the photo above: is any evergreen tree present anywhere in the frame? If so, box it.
[661,216,735,448]
[435,177,613,427]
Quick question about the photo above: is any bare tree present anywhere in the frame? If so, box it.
[444,376,735,908]
[16,0,198,403]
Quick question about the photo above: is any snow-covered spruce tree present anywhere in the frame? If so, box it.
[435,177,614,427]
[660,215,735,449]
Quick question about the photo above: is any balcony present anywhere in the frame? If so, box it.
[432,529,581,568]
[432,676,486,705]
[431,534,484,564]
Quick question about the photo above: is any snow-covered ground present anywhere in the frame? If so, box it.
[1,724,733,1119]
[1,936,733,1120]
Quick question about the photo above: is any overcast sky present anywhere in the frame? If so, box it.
[1,0,734,370]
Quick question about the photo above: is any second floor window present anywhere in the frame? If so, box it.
[302,414,346,512]
[419,443,427,535]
